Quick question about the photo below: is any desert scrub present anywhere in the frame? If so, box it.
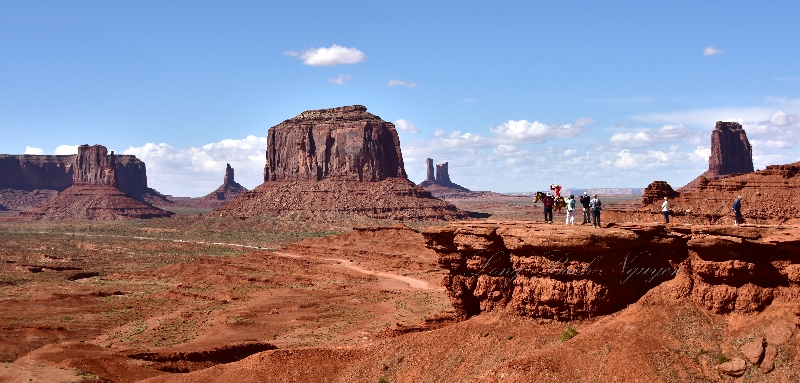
[715,352,729,364]
[559,326,578,342]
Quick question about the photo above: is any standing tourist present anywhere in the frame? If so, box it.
[543,192,555,224]
[590,194,602,227]
[579,192,591,224]
[662,197,670,224]
[732,195,743,225]
[565,195,576,225]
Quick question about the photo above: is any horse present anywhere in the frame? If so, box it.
[533,191,567,212]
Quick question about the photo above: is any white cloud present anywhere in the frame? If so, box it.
[54,145,79,155]
[394,119,421,134]
[329,74,351,85]
[284,51,299,57]
[694,146,710,161]
[433,129,445,137]
[24,146,44,155]
[563,149,578,156]
[298,44,366,66]
[703,46,723,56]
[574,117,594,127]
[387,79,417,88]
[489,120,581,144]
[122,135,268,197]
[610,124,699,148]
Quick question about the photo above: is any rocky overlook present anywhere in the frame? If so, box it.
[423,222,800,320]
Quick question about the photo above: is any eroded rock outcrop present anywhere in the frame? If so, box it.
[641,181,680,205]
[423,222,800,320]
[215,106,465,221]
[22,145,172,220]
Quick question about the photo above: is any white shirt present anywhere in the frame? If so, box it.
[662,200,669,212]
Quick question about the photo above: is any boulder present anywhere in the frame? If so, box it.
[760,344,777,373]
[717,357,746,377]
[740,337,764,364]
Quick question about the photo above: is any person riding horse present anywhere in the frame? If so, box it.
[534,191,567,212]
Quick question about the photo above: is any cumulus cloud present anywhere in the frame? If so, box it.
[394,119,421,134]
[387,79,417,88]
[329,74,351,85]
[610,124,697,147]
[297,44,366,66]
[489,120,581,144]
[54,145,79,155]
[24,146,44,155]
[703,46,723,56]
[122,135,267,197]
[432,129,445,137]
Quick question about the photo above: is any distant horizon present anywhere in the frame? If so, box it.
[3,2,799,196]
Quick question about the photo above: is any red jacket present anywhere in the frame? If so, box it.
[542,196,555,208]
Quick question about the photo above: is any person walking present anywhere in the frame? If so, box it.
[589,194,602,227]
[542,192,555,223]
[732,195,743,225]
[579,192,591,224]
[565,195,576,225]
[661,197,670,224]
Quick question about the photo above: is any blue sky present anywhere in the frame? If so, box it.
[2,1,800,196]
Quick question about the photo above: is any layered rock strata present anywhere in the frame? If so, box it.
[215,105,464,221]
[22,145,172,220]
[423,222,800,320]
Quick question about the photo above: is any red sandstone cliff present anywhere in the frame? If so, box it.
[423,222,800,320]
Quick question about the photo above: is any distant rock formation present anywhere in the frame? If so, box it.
[22,145,172,220]
[263,105,406,182]
[0,152,168,209]
[215,106,464,221]
[190,164,248,208]
[680,121,755,192]
[641,181,680,205]
[418,159,475,199]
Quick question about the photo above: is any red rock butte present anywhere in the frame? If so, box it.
[22,144,173,220]
[680,121,754,192]
[213,105,464,221]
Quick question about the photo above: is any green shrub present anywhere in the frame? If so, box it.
[559,326,578,342]
[716,353,729,364]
